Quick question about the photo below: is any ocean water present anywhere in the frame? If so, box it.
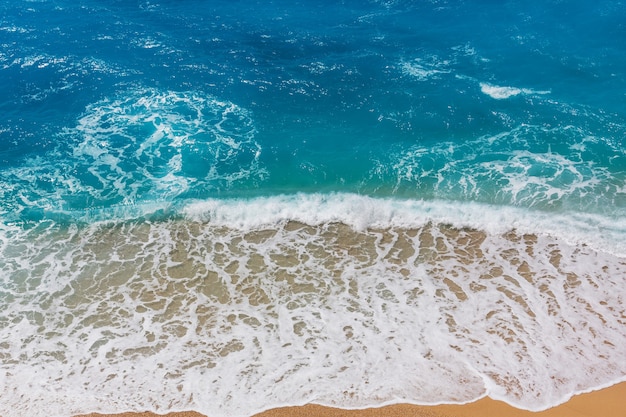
[1,1,625,416]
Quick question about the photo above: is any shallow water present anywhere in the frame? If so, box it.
[1,197,625,416]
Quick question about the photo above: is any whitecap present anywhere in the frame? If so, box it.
[183,192,626,257]
[480,82,550,99]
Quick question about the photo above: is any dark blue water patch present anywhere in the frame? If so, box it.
[3,0,623,119]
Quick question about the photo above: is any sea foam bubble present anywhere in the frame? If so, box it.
[480,82,550,99]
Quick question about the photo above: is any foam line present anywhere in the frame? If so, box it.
[183,193,626,257]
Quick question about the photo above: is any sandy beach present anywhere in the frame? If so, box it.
[77,380,625,417]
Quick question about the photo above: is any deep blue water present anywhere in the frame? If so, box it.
[1,0,625,221]
[1,2,626,416]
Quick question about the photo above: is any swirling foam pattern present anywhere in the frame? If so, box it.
[0,89,263,222]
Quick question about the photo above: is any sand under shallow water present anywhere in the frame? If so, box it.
[3,213,625,417]
[77,381,626,417]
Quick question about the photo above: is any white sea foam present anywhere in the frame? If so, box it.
[0,196,624,417]
[480,82,550,99]
[183,193,626,257]
[0,88,264,221]
[401,56,451,81]
[381,123,625,224]
[0,25,31,34]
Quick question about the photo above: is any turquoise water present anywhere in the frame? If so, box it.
[0,1,625,416]
[2,0,625,220]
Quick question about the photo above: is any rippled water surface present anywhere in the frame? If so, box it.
[0,1,625,416]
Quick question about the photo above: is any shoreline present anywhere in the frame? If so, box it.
[77,380,626,417]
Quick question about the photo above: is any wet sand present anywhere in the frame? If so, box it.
[78,380,626,417]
